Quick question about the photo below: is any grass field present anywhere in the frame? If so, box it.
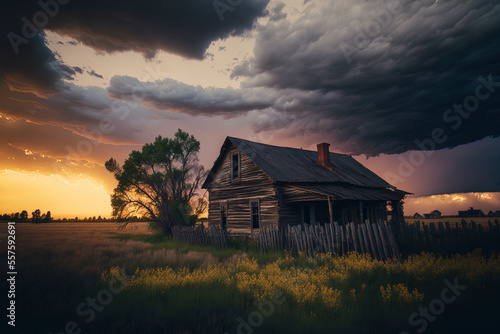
[1,222,499,333]
[405,216,496,226]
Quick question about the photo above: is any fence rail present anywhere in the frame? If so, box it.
[399,219,500,255]
[172,225,227,249]
[172,219,500,258]
[259,220,401,261]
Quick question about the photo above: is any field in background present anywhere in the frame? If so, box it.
[405,217,495,226]
[1,222,499,333]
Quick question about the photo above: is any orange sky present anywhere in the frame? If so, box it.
[1,144,499,219]
[0,171,111,218]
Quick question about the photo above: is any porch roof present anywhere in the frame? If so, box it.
[287,184,406,201]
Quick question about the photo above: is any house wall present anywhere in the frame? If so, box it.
[207,145,279,234]
[206,144,399,233]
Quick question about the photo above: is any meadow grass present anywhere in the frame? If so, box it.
[405,216,497,228]
[112,232,283,264]
[1,222,499,333]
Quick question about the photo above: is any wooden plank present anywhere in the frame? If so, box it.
[359,224,370,257]
[384,222,401,261]
[360,223,370,256]
[339,225,344,255]
[334,221,340,254]
[377,222,390,260]
[328,223,334,253]
[371,222,384,260]
[365,221,379,260]
[350,222,359,253]
[325,223,332,253]
[357,225,365,254]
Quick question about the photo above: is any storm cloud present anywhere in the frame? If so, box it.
[0,0,269,147]
[230,0,500,155]
[104,0,500,156]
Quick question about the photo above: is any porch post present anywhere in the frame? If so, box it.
[359,201,364,224]
[328,196,334,225]
[390,200,405,231]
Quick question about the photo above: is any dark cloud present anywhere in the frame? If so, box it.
[88,70,103,79]
[0,78,179,147]
[357,136,500,196]
[103,0,500,156]
[230,0,500,155]
[0,32,74,96]
[43,0,268,60]
[107,76,275,115]
[0,0,270,149]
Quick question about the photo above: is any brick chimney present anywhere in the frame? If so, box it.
[317,142,331,168]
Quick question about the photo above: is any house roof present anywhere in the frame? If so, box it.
[203,137,410,198]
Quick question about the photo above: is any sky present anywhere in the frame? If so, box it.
[0,0,499,218]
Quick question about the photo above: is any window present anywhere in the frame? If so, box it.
[220,204,227,230]
[231,153,240,180]
[302,204,316,225]
[251,200,260,229]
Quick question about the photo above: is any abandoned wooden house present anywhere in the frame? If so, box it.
[202,137,409,235]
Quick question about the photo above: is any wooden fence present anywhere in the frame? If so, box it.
[399,219,500,255]
[259,220,401,261]
[208,225,227,249]
[172,225,227,249]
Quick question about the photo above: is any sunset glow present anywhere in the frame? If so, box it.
[0,171,111,218]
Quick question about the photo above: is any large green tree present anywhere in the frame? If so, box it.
[105,129,207,234]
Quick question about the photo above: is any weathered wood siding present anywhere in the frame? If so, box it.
[278,185,329,226]
[278,202,302,226]
[207,144,278,234]
[279,185,327,202]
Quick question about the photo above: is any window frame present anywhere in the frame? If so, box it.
[250,199,260,230]
[220,203,228,230]
[230,151,241,181]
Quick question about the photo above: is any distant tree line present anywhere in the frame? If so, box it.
[0,212,152,223]
[1,209,51,224]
